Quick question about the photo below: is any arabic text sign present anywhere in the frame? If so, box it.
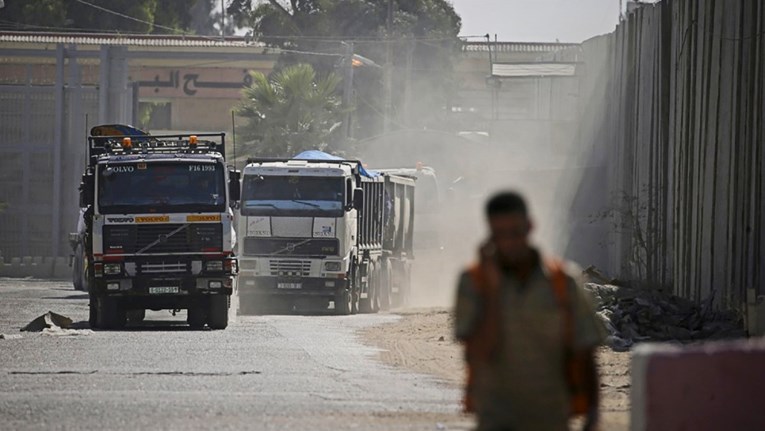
[133,68,261,98]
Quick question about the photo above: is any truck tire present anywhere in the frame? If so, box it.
[126,309,145,324]
[188,303,207,329]
[88,291,98,328]
[351,271,361,315]
[72,245,84,291]
[371,266,381,313]
[379,263,392,311]
[335,289,353,315]
[97,296,126,329]
[208,295,229,330]
[359,263,375,314]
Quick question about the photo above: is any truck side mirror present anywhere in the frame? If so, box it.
[353,188,364,210]
[228,170,241,202]
[79,174,94,208]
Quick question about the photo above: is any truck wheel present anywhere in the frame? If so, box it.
[358,263,375,314]
[88,291,99,328]
[351,272,361,315]
[379,264,392,311]
[97,296,126,329]
[335,289,353,315]
[188,303,207,329]
[126,309,145,324]
[72,246,83,291]
[371,266,381,313]
[208,295,229,330]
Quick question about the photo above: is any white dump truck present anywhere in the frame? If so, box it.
[238,151,415,314]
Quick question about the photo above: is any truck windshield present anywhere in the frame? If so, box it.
[98,162,225,214]
[241,175,344,216]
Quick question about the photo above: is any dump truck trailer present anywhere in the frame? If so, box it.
[238,151,415,314]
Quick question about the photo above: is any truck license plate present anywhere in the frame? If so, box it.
[277,283,302,290]
[149,286,179,294]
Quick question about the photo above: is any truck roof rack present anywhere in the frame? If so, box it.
[245,157,362,175]
[88,132,226,165]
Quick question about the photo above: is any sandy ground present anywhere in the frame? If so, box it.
[362,308,631,431]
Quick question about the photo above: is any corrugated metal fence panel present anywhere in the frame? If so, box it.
[577,0,764,308]
[0,83,99,259]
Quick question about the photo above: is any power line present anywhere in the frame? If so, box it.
[74,0,181,34]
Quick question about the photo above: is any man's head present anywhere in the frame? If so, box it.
[486,191,533,264]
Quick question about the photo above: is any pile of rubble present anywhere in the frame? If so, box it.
[583,282,745,351]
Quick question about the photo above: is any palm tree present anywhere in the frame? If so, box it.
[237,63,345,158]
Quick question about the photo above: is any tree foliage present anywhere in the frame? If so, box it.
[228,0,462,138]
[0,0,215,34]
[236,63,344,157]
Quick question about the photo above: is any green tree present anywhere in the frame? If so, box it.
[228,0,462,137]
[0,0,215,34]
[237,63,344,157]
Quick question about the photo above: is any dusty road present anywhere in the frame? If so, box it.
[363,309,632,431]
[0,279,470,431]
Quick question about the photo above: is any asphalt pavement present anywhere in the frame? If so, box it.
[0,279,469,430]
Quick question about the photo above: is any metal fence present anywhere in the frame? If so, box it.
[0,45,132,261]
[571,0,764,309]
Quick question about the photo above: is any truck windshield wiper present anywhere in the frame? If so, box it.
[246,202,279,209]
[290,200,321,209]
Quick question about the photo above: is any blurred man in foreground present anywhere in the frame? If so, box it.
[455,191,602,431]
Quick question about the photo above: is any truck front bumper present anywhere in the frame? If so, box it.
[238,275,348,300]
[95,276,233,296]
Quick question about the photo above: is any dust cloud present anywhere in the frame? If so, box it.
[358,119,600,309]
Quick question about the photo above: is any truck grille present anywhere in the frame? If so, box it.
[243,238,338,256]
[104,224,222,254]
[269,260,311,277]
[140,261,188,274]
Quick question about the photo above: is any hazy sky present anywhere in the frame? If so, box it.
[450,0,626,43]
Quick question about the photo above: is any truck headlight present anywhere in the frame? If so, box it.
[205,261,224,272]
[104,263,122,275]
[324,261,342,272]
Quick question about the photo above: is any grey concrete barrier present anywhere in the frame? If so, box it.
[0,256,71,280]
[632,339,765,431]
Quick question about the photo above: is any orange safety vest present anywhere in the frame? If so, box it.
[462,258,590,416]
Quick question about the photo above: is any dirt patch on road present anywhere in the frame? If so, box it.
[362,308,631,430]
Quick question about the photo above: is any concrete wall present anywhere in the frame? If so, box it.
[632,340,765,430]
[569,0,765,309]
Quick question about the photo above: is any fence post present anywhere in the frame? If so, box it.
[52,44,65,258]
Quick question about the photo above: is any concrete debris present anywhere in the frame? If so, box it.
[20,311,74,332]
[584,283,745,352]
[0,333,23,340]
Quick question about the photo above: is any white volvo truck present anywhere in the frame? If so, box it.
[238,152,415,314]
[73,125,240,329]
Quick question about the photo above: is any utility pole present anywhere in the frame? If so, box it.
[221,0,226,39]
[341,41,355,143]
[383,0,394,133]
